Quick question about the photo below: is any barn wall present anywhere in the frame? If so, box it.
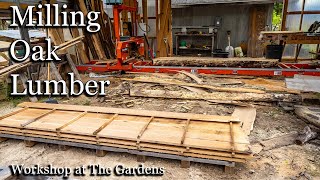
[172,3,273,54]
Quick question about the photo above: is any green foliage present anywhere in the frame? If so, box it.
[8,96,27,107]
[272,2,283,30]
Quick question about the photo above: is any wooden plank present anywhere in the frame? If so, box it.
[69,28,90,64]
[230,122,235,156]
[181,119,190,145]
[93,114,118,135]
[178,71,203,84]
[0,108,28,121]
[260,132,298,150]
[25,110,80,131]
[137,116,154,139]
[61,113,113,135]
[19,73,38,102]
[232,107,257,136]
[76,0,106,60]
[17,102,241,123]
[21,109,56,127]
[0,102,254,160]
[49,61,70,98]
[66,54,82,80]
[0,61,32,78]
[56,111,87,131]
[99,116,151,140]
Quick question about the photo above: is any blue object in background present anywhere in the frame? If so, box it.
[105,0,123,5]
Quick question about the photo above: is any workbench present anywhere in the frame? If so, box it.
[175,34,216,56]
[260,31,320,61]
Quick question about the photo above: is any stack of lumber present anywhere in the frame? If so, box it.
[153,57,279,68]
[75,0,115,60]
[0,102,252,163]
[0,60,32,78]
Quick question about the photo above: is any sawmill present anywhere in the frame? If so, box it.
[0,0,319,179]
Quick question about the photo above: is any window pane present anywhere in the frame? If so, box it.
[288,0,303,12]
[298,44,317,59]
[305,0,320,11]
[283,44,297,58]
[301,14,320,31]
[283,44,317,59]
[285,15,301,31]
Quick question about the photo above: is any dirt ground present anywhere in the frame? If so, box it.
[0,76,320,180]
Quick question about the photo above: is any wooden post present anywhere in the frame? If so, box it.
[156,0,172,57]
[181,160,190,168]
[0,137,8,143]
[58,144,70,151]
[142,0,149,59]
[224,166,235,174]
[24,140,37,147]
[96,149,107,157]
[294,0,306,62]
[137,155,146,163]
[281,0,289,31]
[248,5,268,58]
[19,73,38,102]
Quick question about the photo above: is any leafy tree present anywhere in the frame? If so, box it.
[272,2,283,30]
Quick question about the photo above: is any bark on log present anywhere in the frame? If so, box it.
[153,57,279,68]
[295,106,320,128]
[122,78,266,94]
[129,87,301,102]
[296,126,318,145]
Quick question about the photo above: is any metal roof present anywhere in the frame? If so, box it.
[172,0,279,6]
[0,30,46,40]
[0,0,70,5]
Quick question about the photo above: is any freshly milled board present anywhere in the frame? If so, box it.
[0,102,252,163]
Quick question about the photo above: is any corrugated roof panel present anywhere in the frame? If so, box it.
[172,0,277,6]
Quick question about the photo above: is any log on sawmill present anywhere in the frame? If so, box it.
[122,78,266,94]
[129,87,301,102]
[153,57,279,68]
[295,126,318,145]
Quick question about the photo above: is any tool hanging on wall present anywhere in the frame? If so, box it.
[225,31,234,58]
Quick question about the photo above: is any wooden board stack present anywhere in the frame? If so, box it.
[0,102,252,163]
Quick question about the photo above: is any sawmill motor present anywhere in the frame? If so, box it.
[108,0,146,65]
